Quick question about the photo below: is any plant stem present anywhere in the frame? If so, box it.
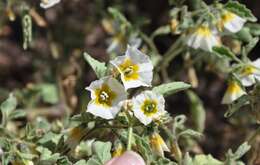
[139,31,159,55]
[127,126,133,151]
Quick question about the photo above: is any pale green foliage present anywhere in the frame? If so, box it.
[225,1,257,22]
[152,82,191,97]
[187,91,206,133]
[84,52,107,78]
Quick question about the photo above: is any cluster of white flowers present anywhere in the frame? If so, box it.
[187,10,246,52]
[222,59,260,104]
[85,46,167,125]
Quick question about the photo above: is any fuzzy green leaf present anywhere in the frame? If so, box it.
[182,152,193,165]
[75,160,88,165]
[37,84,59,104]
[152,82,191,97]
[8,110,26,120]
[212,46,236,60]
[84,52,107,78]
[152,25,171,38]
[0,93,17,117]
[193,154,223,165]
[225,1,257,22]
[232,142,251,160]
[92,141,112,164]
[187,91,206,133]
[248,23,260,36]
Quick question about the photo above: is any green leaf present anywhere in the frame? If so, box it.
[212,46,236,60]
[0,93,17,117]
[76,140,95,157]
[178,129,202,139]
[156,157,178,165]
[248,23,260,36]
[182,152,193,165]
[8,110,26,120]
[235,27,253,43]
[86,155,102,165]
[232,142,251,160]
[134,134,154,163]
[36,146,60,162]
[37,84,59,104]
[38,132,62,145]
[242,37,259,56]
[152,82,191,97]
[193,154,223,165]
[108,7,131,29]
[151,25,171,38]
[225,1,257,22]
[187,91,206,133]
[84,52,107,78]
[75,160,87,165]
[92,141,112,164]
[224,95,249,118]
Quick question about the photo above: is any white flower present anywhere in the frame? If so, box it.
[187,25,220,52]
[218,10,246,33]
[150,132,170,157]
[238,59,260,87]
[40,0,61,9]
[132,91,166,125]
[110,46,153,90]
[86,77,127,119]
[221,81,246,104]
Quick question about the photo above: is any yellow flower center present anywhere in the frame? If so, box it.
[196,26,212,37]
[241,65,256,76]
[221,11,235,24]
[119,58,139,81]
[227,81,242,94]
[95,84,117,107]
[141,99,158,116]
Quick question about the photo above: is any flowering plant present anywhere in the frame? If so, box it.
[0,0,260,164]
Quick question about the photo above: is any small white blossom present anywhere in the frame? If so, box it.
[132,91,166,125]
[222,81,246,104]
[110,45,153,90]
[218,10,246,33]
[150,132,170,157]
[86,77,127,119]
[238,59,260,87]
[187,25,220,52]
[40,0,61,9]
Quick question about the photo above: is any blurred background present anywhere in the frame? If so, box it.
[0,0,259,163]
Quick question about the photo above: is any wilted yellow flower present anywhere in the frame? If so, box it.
[149,132,170,157]
[221,81,246,104]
